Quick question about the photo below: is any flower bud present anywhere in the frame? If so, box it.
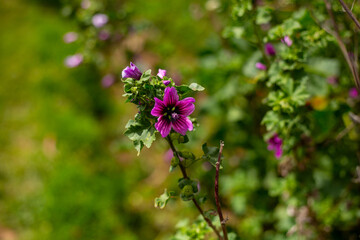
[181,185,194,198]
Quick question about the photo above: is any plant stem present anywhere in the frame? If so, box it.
[323,0,360,89]
[338,0,360,30]
[214,140,228,240]
[165,136,223,240]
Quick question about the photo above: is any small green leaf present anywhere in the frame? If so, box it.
[189,83,205,91]
[154,189,175,209]
[201,143,223,169]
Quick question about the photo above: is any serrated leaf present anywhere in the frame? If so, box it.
[124,118,156,154]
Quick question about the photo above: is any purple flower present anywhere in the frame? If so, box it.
[64,54,83,68]
[256,62,267,70]
[164,149,174,163]
[327,76,338,85]
[81,0,91,9]
[101,74,115,88]
[281,36,293,47]
[63,32,78,43]
[349,87,359,98]
[163,80,171,86]
[92,14,108,28]
[157,69,166,79]
[151,87,195,138]
[122,62,142,80]
[98,30,110,41]
[267,134,283,159]
[265,43,276,56]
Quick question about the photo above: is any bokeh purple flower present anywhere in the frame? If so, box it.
[267,134,283,159]
[122,62,142,80]
[101,74,115,88]
[281,36,293,47]
[327,76,338,85]
[349,87,359,98]
[98,30,110,41]
[63,32,78,44]
[151,87,195,138]
[256,62,267,70]
[157,69,166,79]
[164,149,174,163]
[265,43,276,56]
[163,80,171,86]
[92,14,108,28]
[81,0,91,9]
[64,54,83,68]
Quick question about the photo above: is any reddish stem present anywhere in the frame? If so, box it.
[165,136,223,239]
[214,140,228,240]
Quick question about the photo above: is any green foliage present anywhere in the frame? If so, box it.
[154,189,176,209]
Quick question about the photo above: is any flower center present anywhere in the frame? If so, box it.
[164,106,179,121]
[171,112,179,120]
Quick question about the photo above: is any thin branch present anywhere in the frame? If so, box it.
[323,0,360,89]
[214,140,228,240]
[165,136,223,240]
[338,0,360,30]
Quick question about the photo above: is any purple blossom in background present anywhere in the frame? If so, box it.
[281,36,293,47]
[163,80,171,86]
[164,149,174,163]
[98,30,110,41]
[92,13,108,28]
[63,32,78,43]
[265,43,276,56]
[256,62,267,70]
[157,69,166,79]
[151,87,195,137]
[122,62,142,80]
[349,87,359,98]
[81,0,91,9]
[327,76,338,85]
[267,134,283,159]
[101,74,115,88]
[64,54,83,68]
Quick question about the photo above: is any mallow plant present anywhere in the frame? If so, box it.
[121,62,235,240]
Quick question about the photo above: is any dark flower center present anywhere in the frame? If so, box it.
[164,106,179,121]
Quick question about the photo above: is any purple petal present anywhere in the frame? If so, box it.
[122,62,142,80]
[281,36,293,47]
[64,54,83,68]
[275,147,283,159]
[157,69,166,79]
[101,74,115,88]
[163,80,171,86]
[176,97,195,116]
[349,87,359,98]
[63,32,78,43]
[155,116,172,138]
[256,62,267,71]
[163,87,179,106]
[151,98,166,117]
[92,13,108,28]
[172,116,192,135]
[265,43,276,56]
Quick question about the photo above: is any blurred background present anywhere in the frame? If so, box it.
[1,0,360,239]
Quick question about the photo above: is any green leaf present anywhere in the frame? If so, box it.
[189,83,205,91]
[139,69,151,82]
[201,143,223,169]
[256,7,272,25]
[154,189,175,209]
[124,118,156,154]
